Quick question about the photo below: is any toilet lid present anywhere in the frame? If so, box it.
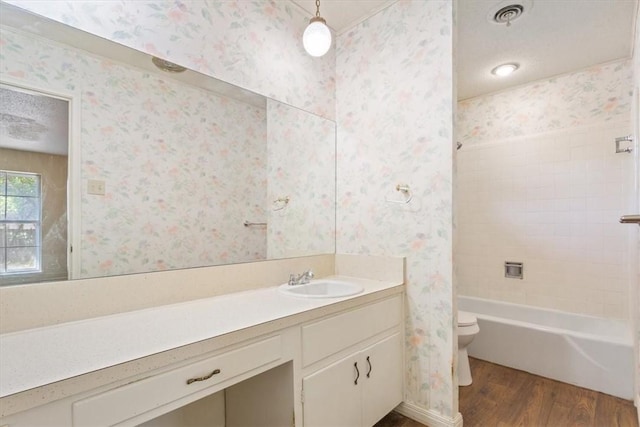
[458,311,477,326]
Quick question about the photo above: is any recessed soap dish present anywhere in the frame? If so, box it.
[505,261,523,279]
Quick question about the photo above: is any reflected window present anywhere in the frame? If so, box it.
[0,170,41,274]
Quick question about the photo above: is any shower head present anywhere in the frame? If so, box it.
[457,141,463,150]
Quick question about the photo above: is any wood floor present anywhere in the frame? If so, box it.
[375,357,638,427]
[375,411,425,427]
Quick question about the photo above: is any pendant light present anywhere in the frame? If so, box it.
[303,0,332,57]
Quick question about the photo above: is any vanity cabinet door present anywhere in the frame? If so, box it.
[301,295,404,427]
[302,354,361,427]
[361,333,403,427]
[302,333,403,427]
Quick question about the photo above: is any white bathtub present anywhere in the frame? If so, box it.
[458,296,634,400]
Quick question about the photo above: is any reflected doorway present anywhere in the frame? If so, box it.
[0,82,73,285]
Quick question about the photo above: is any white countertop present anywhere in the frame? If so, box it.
[0,276,400,398]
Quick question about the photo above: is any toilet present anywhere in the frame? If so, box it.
[457,310,479,386]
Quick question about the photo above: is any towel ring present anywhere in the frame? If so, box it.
[273,196,290,211]
[386,184,412,204]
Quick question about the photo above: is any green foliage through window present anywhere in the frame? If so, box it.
[0,170,42,275]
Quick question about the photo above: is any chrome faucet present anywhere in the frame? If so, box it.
[288,269,314,286]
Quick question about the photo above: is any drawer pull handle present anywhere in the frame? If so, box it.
[366,356,372,378]
[187,368,221,385]
[354,362,360,385]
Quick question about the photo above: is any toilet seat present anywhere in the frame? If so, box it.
[458,310,477,327]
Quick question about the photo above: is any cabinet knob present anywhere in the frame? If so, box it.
[186,368,221,385]
[354,362,360,385]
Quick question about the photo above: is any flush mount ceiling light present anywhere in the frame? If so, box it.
[491,63,519,77]
[303,0,332,57]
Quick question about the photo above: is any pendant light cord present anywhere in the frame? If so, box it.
[315,0,321,17]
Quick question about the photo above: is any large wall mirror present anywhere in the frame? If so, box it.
[0,3,336,286]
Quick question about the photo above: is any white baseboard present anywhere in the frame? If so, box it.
[395,401,463,427]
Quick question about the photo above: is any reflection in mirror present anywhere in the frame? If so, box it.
[0,4,336,286]
[0,84,69,285]
[267,100,336,259]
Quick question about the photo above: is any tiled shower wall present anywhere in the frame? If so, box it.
[456,121,633,318]
[457,60,634,320]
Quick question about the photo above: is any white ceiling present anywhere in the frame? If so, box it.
[457,0,637,100]
[292,0,638,100]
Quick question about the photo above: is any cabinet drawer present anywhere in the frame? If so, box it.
[302,296,401,366]
[72,335,281,426]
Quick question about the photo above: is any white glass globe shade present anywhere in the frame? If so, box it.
[303,20,332,57]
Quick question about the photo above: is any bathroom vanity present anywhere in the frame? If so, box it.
[0,269,404,426]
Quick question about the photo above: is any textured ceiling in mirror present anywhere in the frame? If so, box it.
[0,85,70,155]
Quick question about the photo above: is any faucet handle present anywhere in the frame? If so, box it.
[301,269,314,284]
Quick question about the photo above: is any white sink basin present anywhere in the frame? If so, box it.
[278,279,364,298]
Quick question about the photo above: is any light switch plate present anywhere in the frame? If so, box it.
[88,179,106,195]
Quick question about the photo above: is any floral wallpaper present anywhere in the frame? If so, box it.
[458,60,633,144]
[336,0,455,418]
[1,27,268,278]
[5,0,336,121]
[266,99,336,259]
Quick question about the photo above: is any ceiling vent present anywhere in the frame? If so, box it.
[486,0,532,26]
[493,4,524,26]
